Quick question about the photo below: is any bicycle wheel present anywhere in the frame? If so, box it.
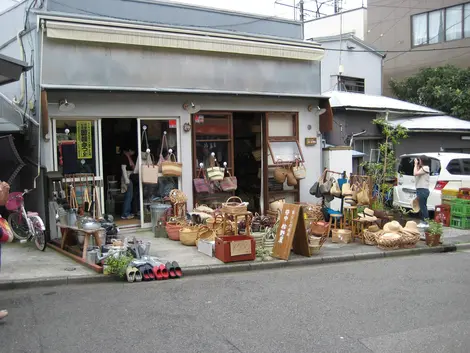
[34,229,46,251]
[8,212,30,240]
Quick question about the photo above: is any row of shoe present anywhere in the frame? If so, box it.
[126,261,182,282]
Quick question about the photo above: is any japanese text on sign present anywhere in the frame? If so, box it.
[76,121,93,159]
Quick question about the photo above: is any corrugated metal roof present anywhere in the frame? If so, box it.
[390,115,470,131]
[323,91,441,115]
[323,143,365,157]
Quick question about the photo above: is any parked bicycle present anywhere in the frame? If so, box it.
[6,189,46,251]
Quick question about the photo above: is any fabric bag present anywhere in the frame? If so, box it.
[320,177,334,196]
[273,160,290,184]
[309,170,326,198]
[0,181,10,206]
[330,179,342,197]
[292,159,306,180]
[0,216,13,243]
[141,153,159,184]
[193,169,212,194]
[162,152,182,177]
[356,181,370,205]
[156,132,170,172]
[220,171,238,192]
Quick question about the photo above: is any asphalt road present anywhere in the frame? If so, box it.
[2,252,470,353]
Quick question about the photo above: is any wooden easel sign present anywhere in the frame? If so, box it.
[272,203,311,261]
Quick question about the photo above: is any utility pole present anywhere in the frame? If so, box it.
[300,0,305,40]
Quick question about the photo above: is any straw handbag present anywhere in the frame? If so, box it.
[221,196,248,214]
[162,152,182,177]
[141,153,159,184]
[195,226,217,246]
[207,161,225,181]
[292,159,306,180]
[179,226,199,246]
[193,169,212,194]
[356,181,370,205]
[0,181,10,207]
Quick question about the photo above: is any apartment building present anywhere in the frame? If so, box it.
[366,0,470,95]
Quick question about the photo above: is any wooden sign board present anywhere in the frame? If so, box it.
[272,203,311,261]
[305,137,317,146]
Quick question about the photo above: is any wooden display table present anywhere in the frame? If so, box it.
[222,211,253,236]
[58,223,103,260]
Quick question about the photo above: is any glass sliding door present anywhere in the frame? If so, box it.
[137,118,180,228]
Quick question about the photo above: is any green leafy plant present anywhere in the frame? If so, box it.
[426,219,443,237]
[104,252,134,279]
[390,65,470,120]
[362,118,408,209]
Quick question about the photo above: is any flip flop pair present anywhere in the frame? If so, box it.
[126,267,143,283]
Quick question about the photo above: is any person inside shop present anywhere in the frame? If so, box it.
[121,146,136,219]
[413,155,430,227]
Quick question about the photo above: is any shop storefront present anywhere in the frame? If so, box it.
[39,15,330,229]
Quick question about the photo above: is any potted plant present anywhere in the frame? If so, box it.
[425,220,443,247]
[104,252,134,279]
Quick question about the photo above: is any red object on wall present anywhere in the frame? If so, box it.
[169,120,177,128]
[215,236,256,263]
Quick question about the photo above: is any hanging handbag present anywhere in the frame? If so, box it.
[356,181,370,205]
[157,132,170,172]
[220,170,238,192]
[193,168,212,194]
[162,152,182,177]
[207,159,225,181]
[330,179,342,197]
[292,159,306,180]
[319,177,334,196]
[273,159,290,184]
[141,153,159,184]
[309,170,326,198]
[0,181,10,206]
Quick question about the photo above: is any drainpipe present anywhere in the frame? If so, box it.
[349,130,367,147]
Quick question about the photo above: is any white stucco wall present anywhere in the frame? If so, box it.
[44,92,323,210]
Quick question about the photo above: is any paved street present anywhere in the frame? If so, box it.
[2,252,470,353]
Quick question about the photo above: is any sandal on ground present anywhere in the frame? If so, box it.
[0,310,8,320]
[172,261,183,278]
[134,267,142,282]
[152,266,163,280]
[166,262,176,278]
[126,266,136,283]
[159,264,169,279]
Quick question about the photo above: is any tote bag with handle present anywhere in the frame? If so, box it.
[140,129,159,184]
[207,159,225,181]
[194,168,212,194]
[220,170,237,192]
[162,152,182,177]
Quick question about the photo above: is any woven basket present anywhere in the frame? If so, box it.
[399,231,420,249]
[309,221,329,237]
[196,226,217,246]
[331,229,352,244]
[363,230,382,246]
[221,196,248,214]
[166,224,182,241]
[376,233,401,250]
[301,204,323,222]
[308,235,326,254]
[179,226,199,246]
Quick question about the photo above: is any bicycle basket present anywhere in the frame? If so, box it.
[5,192,23,212]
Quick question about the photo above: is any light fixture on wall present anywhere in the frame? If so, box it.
[182,101,201,114]
[317,106,326,115]
[183,122,191,132]
[58,99,75,112]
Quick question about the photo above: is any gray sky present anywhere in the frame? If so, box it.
[0,0,366,19]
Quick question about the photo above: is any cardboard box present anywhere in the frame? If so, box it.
[198,240,215,257]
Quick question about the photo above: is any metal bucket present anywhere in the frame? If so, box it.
[150,203,171,232]
[67,209,77,227]
[57,207,68,226]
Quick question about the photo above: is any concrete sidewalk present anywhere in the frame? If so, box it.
[1,227,469,290]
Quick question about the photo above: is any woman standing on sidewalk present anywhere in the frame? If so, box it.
[414,155,430,227]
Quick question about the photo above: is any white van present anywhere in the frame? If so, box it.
[393,153,470,211]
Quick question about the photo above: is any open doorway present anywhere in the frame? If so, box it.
[101,118,140,228]
[233,112,263,214]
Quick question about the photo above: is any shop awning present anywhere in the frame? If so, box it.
[0,53,32,86]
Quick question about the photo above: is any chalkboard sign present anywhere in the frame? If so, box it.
[272,203,310,261]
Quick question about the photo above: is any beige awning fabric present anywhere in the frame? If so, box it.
[45,20,324,61]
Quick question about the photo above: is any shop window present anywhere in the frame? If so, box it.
[267,141,304,165]
[55,120,97,175]
[338,76,365,94]
[267,113,295,138]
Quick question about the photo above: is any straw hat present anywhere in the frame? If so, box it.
[383,221,403,233]
[411,198,420,213]
[358,208,378,222]
[403,220,420,235]
[368,224,380,232]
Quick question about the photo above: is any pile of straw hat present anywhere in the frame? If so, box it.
[358,208,378,222]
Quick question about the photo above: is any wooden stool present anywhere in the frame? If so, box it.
[328,214,343,236]
[357,219,377,244]
[222,211,253,236]
[343,206,358,228]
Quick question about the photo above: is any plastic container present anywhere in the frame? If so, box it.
[450,215,470,230]
[434,204,451,227]
[150,203,171,232]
